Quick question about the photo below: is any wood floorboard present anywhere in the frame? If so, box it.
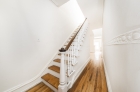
[101,59,108,92]
[68,53,108,92]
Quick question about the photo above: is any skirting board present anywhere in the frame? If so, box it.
[70,57,90,88]
[102,58,112,92]
[4,25,80,92]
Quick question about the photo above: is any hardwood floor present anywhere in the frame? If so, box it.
[68,53,108,92]
[27,52,108,92]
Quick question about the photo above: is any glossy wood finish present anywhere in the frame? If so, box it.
[41,73,59,89]
[26,82,54,92]
[53,59,60,63]
[68,56,108,92]
[48,65,60,73]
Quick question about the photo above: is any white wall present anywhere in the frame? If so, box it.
[103,0,140,92]
[76,0,104,30]
[93,28,102,38]
[76,0,104,54]
[0,0,85,91]
[90,31,95,53]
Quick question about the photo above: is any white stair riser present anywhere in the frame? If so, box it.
[48,69,60,78]
[42,79,58,92]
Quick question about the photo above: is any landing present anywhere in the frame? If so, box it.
[68,52,108,92]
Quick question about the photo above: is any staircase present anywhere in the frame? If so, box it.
[27,82,54,92]
[26,18,88,92]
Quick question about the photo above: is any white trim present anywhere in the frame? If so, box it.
[102,58,112,92]
[68,70,75,77]
[70,57,90,88]
[4,25,79,92]
[108,28,140,45]
[109,28,140,41]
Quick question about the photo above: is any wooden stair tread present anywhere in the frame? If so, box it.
[58,53,64,57]
[58,53,61,56]
[42,73,59,89]
[58,53,68,56]
[48,65,60,73]
[40,86,54,92]
[26,82,53,92]
[54,59,60,63]
[26,82,44,92]
[42,87,54,92]
[36,85,47,92]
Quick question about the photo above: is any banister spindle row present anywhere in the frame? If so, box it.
[58,18,88,92]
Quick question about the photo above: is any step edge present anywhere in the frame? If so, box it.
[42,79,58,92]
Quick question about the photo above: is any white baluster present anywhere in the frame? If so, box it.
[70,46,72,74]
[69,47,71,75]
[71,45,73,66]
[69,47,71,76]
[58,19,88,92]
[72,43,74,65]
[58,48,67,92]
[68,49,70,76]
[74,42,76,64]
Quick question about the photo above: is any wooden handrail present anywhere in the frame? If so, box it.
[65,18,87,50]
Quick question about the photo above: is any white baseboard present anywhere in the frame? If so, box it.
[102,58,112,92]
[4,25,79,92]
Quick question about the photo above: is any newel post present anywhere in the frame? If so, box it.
[58,48,67,92]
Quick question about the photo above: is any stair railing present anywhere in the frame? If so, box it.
[58,18,88,92]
